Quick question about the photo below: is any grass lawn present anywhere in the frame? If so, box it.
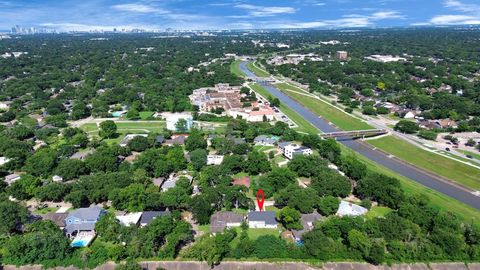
[366,206,392,219]
[274,83,372,131]
[80,121,166,144]
[198,225,210,233]
[458,149,480,160]
[230,60,245,78]
[368,136,480,190]
[80,123,98,132]
[247,62,270,77]
[81,121,166,134]
[139,111,154,120]
[249,83,319,134]
[253,145,275,152]
[340,145,480,222]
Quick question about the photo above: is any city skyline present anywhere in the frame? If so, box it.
[1,0,480,32]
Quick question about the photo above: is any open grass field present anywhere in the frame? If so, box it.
[368,135,480,190]
[274,83,373,131]
[341,145,480,222]
[139,111,154,120]
[366,206,392,219]
[80,121,166,144]
[247,62,270,77]
[230,60,245,78]
[249,83,319,134]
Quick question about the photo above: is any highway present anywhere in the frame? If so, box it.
[240,61,480,211]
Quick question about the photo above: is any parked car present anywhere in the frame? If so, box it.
[445,147,450,151]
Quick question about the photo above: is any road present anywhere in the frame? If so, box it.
[240,61,480,211]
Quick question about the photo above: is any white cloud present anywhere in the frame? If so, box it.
[430,14,480,25]
[234,4,296,17]
[370,11,405,20]
[413,1,480,26]
[112,3,167,14]
[444,0,480,14]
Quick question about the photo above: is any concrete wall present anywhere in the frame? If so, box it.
[3,261,479,270]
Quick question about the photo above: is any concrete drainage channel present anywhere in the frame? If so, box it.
[3,262,480,270]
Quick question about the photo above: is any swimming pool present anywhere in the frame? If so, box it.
[111,111,124,117]
[71,233,95,248]
[71,239,89,247]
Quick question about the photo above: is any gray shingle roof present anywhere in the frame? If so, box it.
[140,211,170,225]
[248,211,277,225]
[292,211,322,239]
[67,206,104,221]
[210,211,245,232]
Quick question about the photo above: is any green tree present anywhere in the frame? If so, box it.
[394,120,420,134]
[277,206,302,230]
[127,136,150,152]
[0,200,28,235]
[318,196,340,216]
[175,118,188,132]
[99,120,118,139]
[55,159,89,180]
[243,151,270,175]
[190,149,208,171]
[23,148,58,177]
[185,129,207,151]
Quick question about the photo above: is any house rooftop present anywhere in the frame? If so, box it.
[41,212,68,227]
[210,211,245,232]
[140,211,170,225]
[67,206,104,221]
[292,211,322,239]
[336,201,368,217]
[248,211,277,225]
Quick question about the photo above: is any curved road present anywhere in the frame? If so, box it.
[240,62,480,210]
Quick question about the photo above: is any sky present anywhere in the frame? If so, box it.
[1,0,480,31]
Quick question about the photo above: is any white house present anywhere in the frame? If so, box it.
[116,212,142,227]
[162,112,193,131]
[119,134,148,147]
[248,211,277,229]
[336,201,368,217]
[284,144,313,160]
[207,155,224,165]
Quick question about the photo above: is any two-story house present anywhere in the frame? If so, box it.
[64,206,105,238]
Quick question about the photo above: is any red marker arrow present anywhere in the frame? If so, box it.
[256,189,265,212]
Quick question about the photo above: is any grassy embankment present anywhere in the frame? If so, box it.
[249,83,319,135]
[368,136,480,191]
[274,83,372,131]
[230,60,245,78]
[247,61,270,77]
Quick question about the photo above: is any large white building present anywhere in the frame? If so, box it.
[283,144,313,160]
[161,112,193,131]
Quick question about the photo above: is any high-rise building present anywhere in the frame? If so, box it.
[336,51,348,60]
